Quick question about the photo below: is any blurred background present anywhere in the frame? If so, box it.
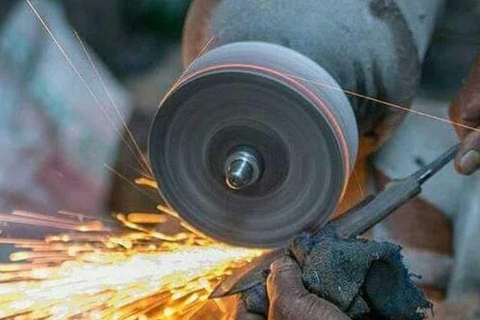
[0,0,196,262]
[0,0,193,244]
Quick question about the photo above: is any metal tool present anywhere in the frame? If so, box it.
[149,42,359,248]
[210,143,459,298]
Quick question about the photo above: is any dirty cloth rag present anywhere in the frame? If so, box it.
[243,227,431,320]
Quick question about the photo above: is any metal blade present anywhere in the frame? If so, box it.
[210,250,282,298]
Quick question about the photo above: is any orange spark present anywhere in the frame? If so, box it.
[0,208,262,320]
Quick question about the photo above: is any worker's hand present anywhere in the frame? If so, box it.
[228,295,265,320]
[266,256,350,320]
[450,55,480,175]
[228,256,350,320]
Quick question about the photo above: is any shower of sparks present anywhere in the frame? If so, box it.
[0,185,263,320]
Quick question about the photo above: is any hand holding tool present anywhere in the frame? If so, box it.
[210,144,459,299]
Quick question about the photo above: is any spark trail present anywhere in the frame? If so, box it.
[0,205,262,319]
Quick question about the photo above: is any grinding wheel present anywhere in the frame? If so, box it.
[149,42,358,248]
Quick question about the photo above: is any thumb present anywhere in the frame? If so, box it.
[266,256,308,300]
[455,129,480,175]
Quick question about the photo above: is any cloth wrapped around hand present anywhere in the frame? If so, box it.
[242,227,431,320]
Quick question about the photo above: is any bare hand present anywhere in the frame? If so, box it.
[450,55,480,175]
[228,256,350,320]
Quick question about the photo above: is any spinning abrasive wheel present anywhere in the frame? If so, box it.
[149,42,359,248]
